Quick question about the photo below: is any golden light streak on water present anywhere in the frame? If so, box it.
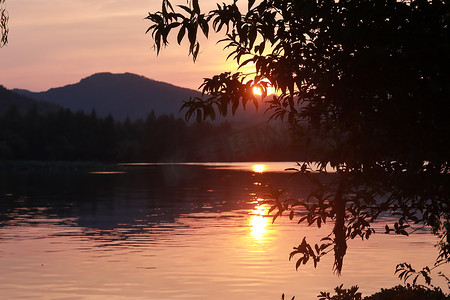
[249,204,270,242]
[252,164,266,173]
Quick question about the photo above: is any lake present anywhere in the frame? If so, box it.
[0,162,447,299]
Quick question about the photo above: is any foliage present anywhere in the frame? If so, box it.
[318,285,362,300]
[0,104,296,162]
[316,284,449,300]
[395,263,450,289]
[0,105,235,162]
[146,0,450,283]
[280,293,295,300]
[363,284,450,300]
[0,0,7,47]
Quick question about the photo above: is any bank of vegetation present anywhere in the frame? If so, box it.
[314,284,449,300]
[0,105,297,163]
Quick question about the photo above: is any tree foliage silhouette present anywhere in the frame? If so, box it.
[0,105,237,162]
[146,0,450,282]
[0,0,7,47]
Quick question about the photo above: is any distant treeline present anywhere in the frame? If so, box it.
[0,105,298,162]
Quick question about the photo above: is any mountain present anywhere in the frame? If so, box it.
[13,72,271,124]
[13,72,202,121]
[0,85,62,115]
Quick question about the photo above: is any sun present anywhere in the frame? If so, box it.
[252,85,275,96]
[253,86,263,96]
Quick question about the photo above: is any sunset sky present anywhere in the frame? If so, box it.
[0,0,240,92]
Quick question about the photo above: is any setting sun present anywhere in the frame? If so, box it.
[252,85,275,96]
[253,86,263,95]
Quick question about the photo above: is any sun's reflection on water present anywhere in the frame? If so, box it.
[252,164,266,173]
[249,202,271,243]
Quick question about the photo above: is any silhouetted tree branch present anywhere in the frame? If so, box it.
[146,0,450,281]
[0,0,8,47]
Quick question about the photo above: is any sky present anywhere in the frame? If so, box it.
[0,0,240,92]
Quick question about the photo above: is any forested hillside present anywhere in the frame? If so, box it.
[0,85,61,115]
[12,72,269,126]
[0,105,297,162]
[13,72,201,121]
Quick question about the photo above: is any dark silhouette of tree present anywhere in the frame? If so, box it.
[0,0,7,47]
[99,114,118,161]
[0,105,26,159]
[23,105,45,160]
[0,101,282,163]
[146,0,450,284]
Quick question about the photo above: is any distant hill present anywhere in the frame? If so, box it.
[13,72,270,124]
[0,85,62,115]
[13,72,201,121]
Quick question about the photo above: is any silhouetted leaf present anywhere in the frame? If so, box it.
[248,0,256,10]
[289,210,294,220]
[177,26,186,44]
[177,5,191,14]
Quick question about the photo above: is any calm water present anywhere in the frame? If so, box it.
[0,162,447,299]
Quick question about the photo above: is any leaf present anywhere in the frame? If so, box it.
[177,4,192,14]
[258,41,265,55]
[399,229,409,236]
[298,216,307,224]
[192,42,200,61]
[272,212,279,223]
[248,0,256,10]
[199,18,209,37]
[238,57,255,69]
[319,243,332,251]
[195,109,202,123]
[248,27,257,50]
[177,26,186,44]
[187,24,198,48]
[295,257,303,270]
[192,0,200,14]
[269,204,278,214]
[289,210,294,220]
[164,0,174,12]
